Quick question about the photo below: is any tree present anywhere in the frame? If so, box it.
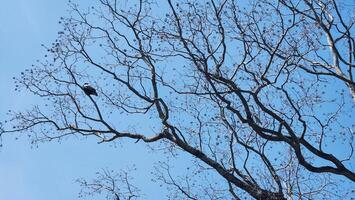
[1,0,354,199]
[77,168,141,200]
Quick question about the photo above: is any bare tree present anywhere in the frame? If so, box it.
[1,0,354,199]
[77,168,141,200]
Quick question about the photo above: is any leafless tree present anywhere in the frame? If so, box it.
[1,0,354,199]
[77,168,141,200]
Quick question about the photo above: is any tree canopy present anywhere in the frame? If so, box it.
[1,0,354,199]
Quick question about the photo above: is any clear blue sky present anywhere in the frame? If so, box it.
[0,1,353,199]
[0,1,169,199]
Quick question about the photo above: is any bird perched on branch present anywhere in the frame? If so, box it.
[82,83,98,96]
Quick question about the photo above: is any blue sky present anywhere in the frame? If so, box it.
[1,1,354,199]
[0,1,168,199]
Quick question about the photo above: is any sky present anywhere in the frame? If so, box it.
[0,1,354,200]
[0,1,168,199]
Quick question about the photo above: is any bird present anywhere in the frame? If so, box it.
[82,83,98,96]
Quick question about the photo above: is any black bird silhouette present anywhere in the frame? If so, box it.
[82,83,98,96]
